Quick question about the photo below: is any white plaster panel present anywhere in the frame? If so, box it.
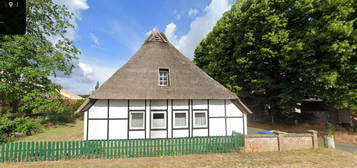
[192,99,208,109]
[172,100,189,109]
[192,129,208,137]
[226,118,243,135]
[89,99,108,118]
[172,130,189,138]
[109,100,128,118]
[209,118,226,136]
[150,130,167,138]
[129,131,145,139]
[226,100,243,117]
[109,120,127,139]
[151,100,167,110]
[129,100,145,110]
[83,111,87,140]
[88,120,107,140]
[209,99,225,117]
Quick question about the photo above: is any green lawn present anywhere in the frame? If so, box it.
[16,120,83,142]
[1,148,357,168]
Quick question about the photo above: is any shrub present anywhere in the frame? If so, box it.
[47,109,75,124]
[13,117,43,135]
[0,117,16,135]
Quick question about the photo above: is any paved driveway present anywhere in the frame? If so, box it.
[248,127,357,154]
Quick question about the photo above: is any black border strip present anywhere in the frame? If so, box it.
[127,100,129,139]
[149,100,151,138]
[107,99,110,140]
[243,113,246,135]
[86,110,89,140]
[191,109,208,111]
[207,99,210,137]
[190,99,193,137]
[192,127,209,130]
[224,100,227,136]
[166,99,169,138]
[171,100,173,137]
[145,100,147,139]
[172,109,189,111]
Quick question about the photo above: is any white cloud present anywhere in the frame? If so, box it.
[52,62,117,94]
[165,0,232,59]
[164,23,177,43]
[54,0,89,40]
[188,8,199,16]
[89,33,100,47]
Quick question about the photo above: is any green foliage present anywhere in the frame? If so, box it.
[0,0,79,115]
[0,117,42,139]
[194,0,357,121]
[13,117,43,136]
[0,117,16,135]
[46,99,84,124]
[47,109,75,124]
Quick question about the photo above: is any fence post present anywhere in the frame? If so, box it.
[307,130,318,149]
[276,132,284,151]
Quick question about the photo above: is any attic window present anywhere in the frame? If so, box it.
[159,69,169,86]
[154,35,161,41]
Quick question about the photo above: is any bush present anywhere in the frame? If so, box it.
[0,117,43,142]
[0,117,16,135]
[46,99,84,124]
[47,109,75,124]
[13,117,43,135]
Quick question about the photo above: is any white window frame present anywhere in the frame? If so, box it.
[129,111,145,130]
[173,111,188,128]
[193,111,208,128]
[151,111,166,129]
[158,69,169,86]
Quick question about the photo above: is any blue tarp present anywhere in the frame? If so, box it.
[259,131,274,134]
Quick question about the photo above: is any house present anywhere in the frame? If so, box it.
[76,30,252,140]
[60,89,83,100]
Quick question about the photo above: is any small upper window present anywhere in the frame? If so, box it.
[159,69,169,86]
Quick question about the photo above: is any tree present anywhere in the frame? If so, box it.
[95,81,100,90]
[194,0,356,123]
[0,0,79,116]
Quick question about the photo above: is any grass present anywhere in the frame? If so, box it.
[250,122,357,145]
[1,148,356,168]
[15,120,83,142]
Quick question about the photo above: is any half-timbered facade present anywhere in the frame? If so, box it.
[77,30,252,140]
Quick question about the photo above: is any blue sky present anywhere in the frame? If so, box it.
[53,0,235,95]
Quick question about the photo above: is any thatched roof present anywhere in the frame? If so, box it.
[77,30,252,114]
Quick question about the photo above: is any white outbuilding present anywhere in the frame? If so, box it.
[77,30,252,140]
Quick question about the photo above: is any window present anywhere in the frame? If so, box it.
[129,111,144,129]
[151,111,166,129]
[159,69,169,86]
[174,111,188,128]
[193,111,207,128]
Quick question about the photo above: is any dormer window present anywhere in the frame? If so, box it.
[154,35,161,41]
[159,69,169,86]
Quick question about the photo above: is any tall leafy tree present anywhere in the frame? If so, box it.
[194,0,356,122]
[0,0,79,115]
